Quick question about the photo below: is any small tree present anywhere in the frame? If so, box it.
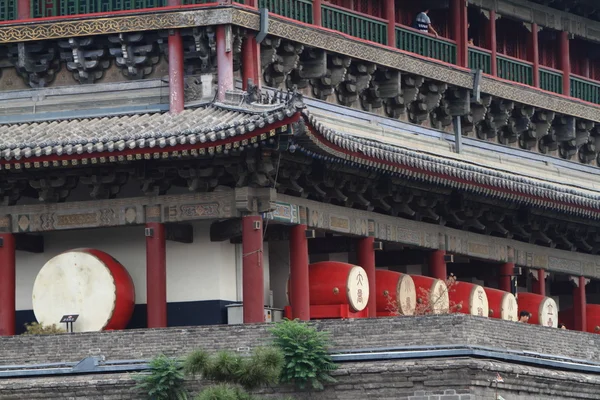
[22,322,65,335]
[269,319,337,391]
[385,274,462,316]
[134,355,188,400]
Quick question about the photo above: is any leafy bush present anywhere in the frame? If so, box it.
[134,355,188,400]
[269,319,337,390]
[194,384,238,400]
[22,322,65,335]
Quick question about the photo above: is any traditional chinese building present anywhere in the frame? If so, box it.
[1,0,600,336]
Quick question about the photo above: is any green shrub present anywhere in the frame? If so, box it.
[269,319,337,391]
[134,355,188,400]
[195,384,238,400]
[22,322,65,335]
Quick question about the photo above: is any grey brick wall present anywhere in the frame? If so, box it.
[0,315,598,366]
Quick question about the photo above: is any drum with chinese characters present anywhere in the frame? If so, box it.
[306,261,369,312]
[449,282,489,317]
[375,270,416,316]
[32,248,135,332]
[484,287,518,321]
[410,275,450,314]
[517,292,558,327]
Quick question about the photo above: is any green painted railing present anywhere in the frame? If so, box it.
[0,1,16,21]
[497,55,533,85]
[31,0,170,18]
[539,67,562,94]
[184,0,242,4]
[468,47,491,74]
[571,75,600,105]
[322,4,387,45]
[259,0,312,24]
[396,25,456,64]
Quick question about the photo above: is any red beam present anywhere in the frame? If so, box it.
[357,237,376,318]
[217,25,234,101]
[498,263,513,293]
[488,10,497,76]
[560,31,571,95]
[146,222,167,328]
[242,215,264,323]
[0,234,15,336]
[429,250,447,281]
[531,23,540,88]
[168,30,185,114]
[289,224,310,321]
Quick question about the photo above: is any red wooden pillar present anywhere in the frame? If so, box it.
[571,276,589,332]
[0,234,16,336]
[560,31,571,95]
[242,216,264,323]
[18,0,30,19]
[357,237,376,318]
[242,37,260,90]
[217,25,234,101]
[531,269,546,296]
[498,263,513,293]
[313,0,322,26]
[146,222,167,328]
[488,10,497,76]
[531,23,540,88]
[167,1,184,113]
[385,0,395,47]
[429,250,447,281]
[289,224,310,321]
[452,0,468,67]
[245,0,257,5]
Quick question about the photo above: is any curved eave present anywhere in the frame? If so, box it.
[296,109,600,219]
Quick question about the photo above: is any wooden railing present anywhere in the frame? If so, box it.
[259,0,312,23]
[468,46,491,74]
[322,4,387,45]
[497,54,533,86]
[571,75,600,105]
[0,1,16,21]
[396,25,456,64]
[539,67,563,94]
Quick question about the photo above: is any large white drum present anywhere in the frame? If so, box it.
[32,248,135,332]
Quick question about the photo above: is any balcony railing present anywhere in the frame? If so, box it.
[396,25,456,64]
[497,55,533,86]
[468,46,491,74]
[0,1,16,21]
[540,67,563,94]
[259,0,312,23]
[322,4,387,45]
[571,75,600,105]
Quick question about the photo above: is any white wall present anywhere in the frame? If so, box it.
[15,221,248,311]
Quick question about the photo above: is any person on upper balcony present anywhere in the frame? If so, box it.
[413,9,439,38]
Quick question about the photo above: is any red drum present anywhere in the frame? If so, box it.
[411,275,449,314]
[449,282,488,317]
[308,261,369,312]
[484,287,518,321]
[518,292,557,327]
[375,270,416,316]
[559,305,600,333]
[32,248,135,332]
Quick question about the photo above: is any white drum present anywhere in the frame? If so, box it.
[32,248,135,332]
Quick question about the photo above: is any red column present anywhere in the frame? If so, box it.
[531,23,540,88]
[290,224,310,321]
[560,31,571,95]
[242,37,259,90]
[452,0,468,67]
[168,30,185,114]
[357,237,376,318]
[498,263,513,293]
[0,234,16,336]
[242,216,264,323]
[245,0,257,5]
[531,269,546,296]
[385,0,396,47]
[313,0,322,26]
[572,276,588,332]
[429,250,447,281]
[217,25,234,101]
[18,0,30,19]
[488,10,497,76]
[146,222,167,328]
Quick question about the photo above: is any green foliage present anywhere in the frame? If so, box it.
[195,385,239,400]
[134,355,188,400]
[269,319,337,391]
[184,347,284,390]
[22,322,65,335]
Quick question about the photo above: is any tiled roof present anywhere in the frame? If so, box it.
[0,94,300,162]
[295,109,600,219]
